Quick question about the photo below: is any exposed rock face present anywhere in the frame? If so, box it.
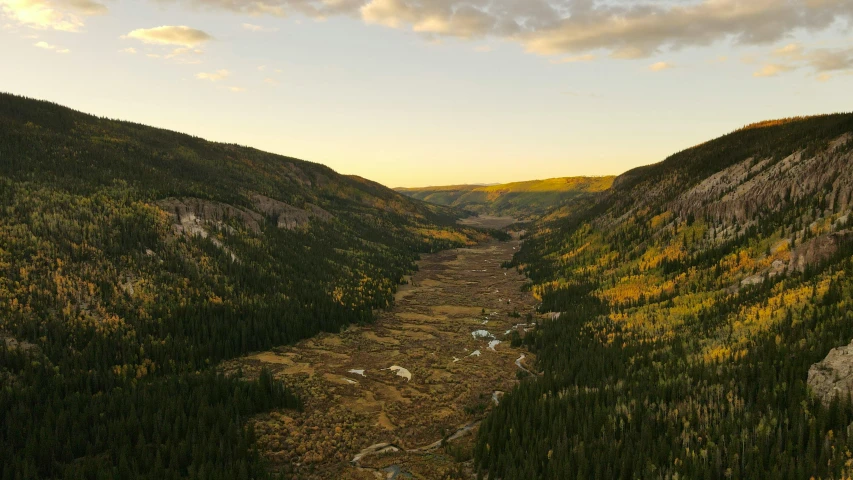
[157,195,334,237]
[738,259,790,288]
[2,336,38,353]
[671,136,853,225]
[602,135,853,248]
[808,340,853,405]
[157,197,263,235]
[789,230,853,272]
[119,275,135,296]
[740,274,766,287]
[249,193,333,230]
[305,203,333,222]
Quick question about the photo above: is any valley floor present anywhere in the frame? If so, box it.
[224,237,538,479]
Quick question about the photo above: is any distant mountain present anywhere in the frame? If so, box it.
[0,93,484,478]
[396,176,615,219]
[476,114,853,479]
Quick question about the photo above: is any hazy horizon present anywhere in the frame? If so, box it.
[2,0,852,186]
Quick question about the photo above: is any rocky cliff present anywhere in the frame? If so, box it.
[809,340,853,406]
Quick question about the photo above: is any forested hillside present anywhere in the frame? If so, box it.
[476,114,853,479]
[396,176,614,219]
[0,93,483,479]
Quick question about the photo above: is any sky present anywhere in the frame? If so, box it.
[1,1,852,188]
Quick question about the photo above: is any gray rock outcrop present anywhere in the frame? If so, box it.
[808,340,853,406]
[789,230,853,272]
[249,193,333,230]
[158,197,263,235]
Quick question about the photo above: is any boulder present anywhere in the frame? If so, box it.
[808,340,853,405]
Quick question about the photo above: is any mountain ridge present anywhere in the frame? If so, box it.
[395,176,615,219]
[0,92,486,479]
[475,112,853,479]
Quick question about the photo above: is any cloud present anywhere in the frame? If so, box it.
[753,63,794,77]
[263,77,278,85]
[227,86,246,92]
[740,54,759,65]
[64,0,104,15]
[242,22,278,32]
[120,47,137,54]
[551,53,595,64]
[754,43,853,79]
[161,0,853,61]
[125,25,212,47]
[473,44,491,52]
[649,61,673,72]
[808,47,853,72]
[0,0,106,32]
[34,39,68,52]
[166,0,364,17]
[773,43,802,58]
[362,0,499,38]
[195,69,230,81]
[164,46,205,63]
[518,0,853,58]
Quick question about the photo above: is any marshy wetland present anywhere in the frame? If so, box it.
[225,233,538,479]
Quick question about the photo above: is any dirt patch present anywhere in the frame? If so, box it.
[282,363,315,377]
[396,312,447,324]
[341,391,382,415]
[398,323,440,334]
[377,412,397,430]
[321,336,343,347]
[394,287,416,302]
[432,305,485,316]
[248,352,295,365]
[324,373,359,385]
[387,328,436,341]
[362,332,401,345]
[308,349,351,361]
[376,384,410,404]
[432,407,456,420]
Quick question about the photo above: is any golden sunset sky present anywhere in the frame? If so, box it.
[2,0,852,186]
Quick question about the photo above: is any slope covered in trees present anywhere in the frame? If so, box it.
[475,114,853,479]
[396,176,614,219]
[0,93,485,479]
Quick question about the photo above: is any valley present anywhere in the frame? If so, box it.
[226,235,537,479]
[3,94,853,480]
[7,1,853,477]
